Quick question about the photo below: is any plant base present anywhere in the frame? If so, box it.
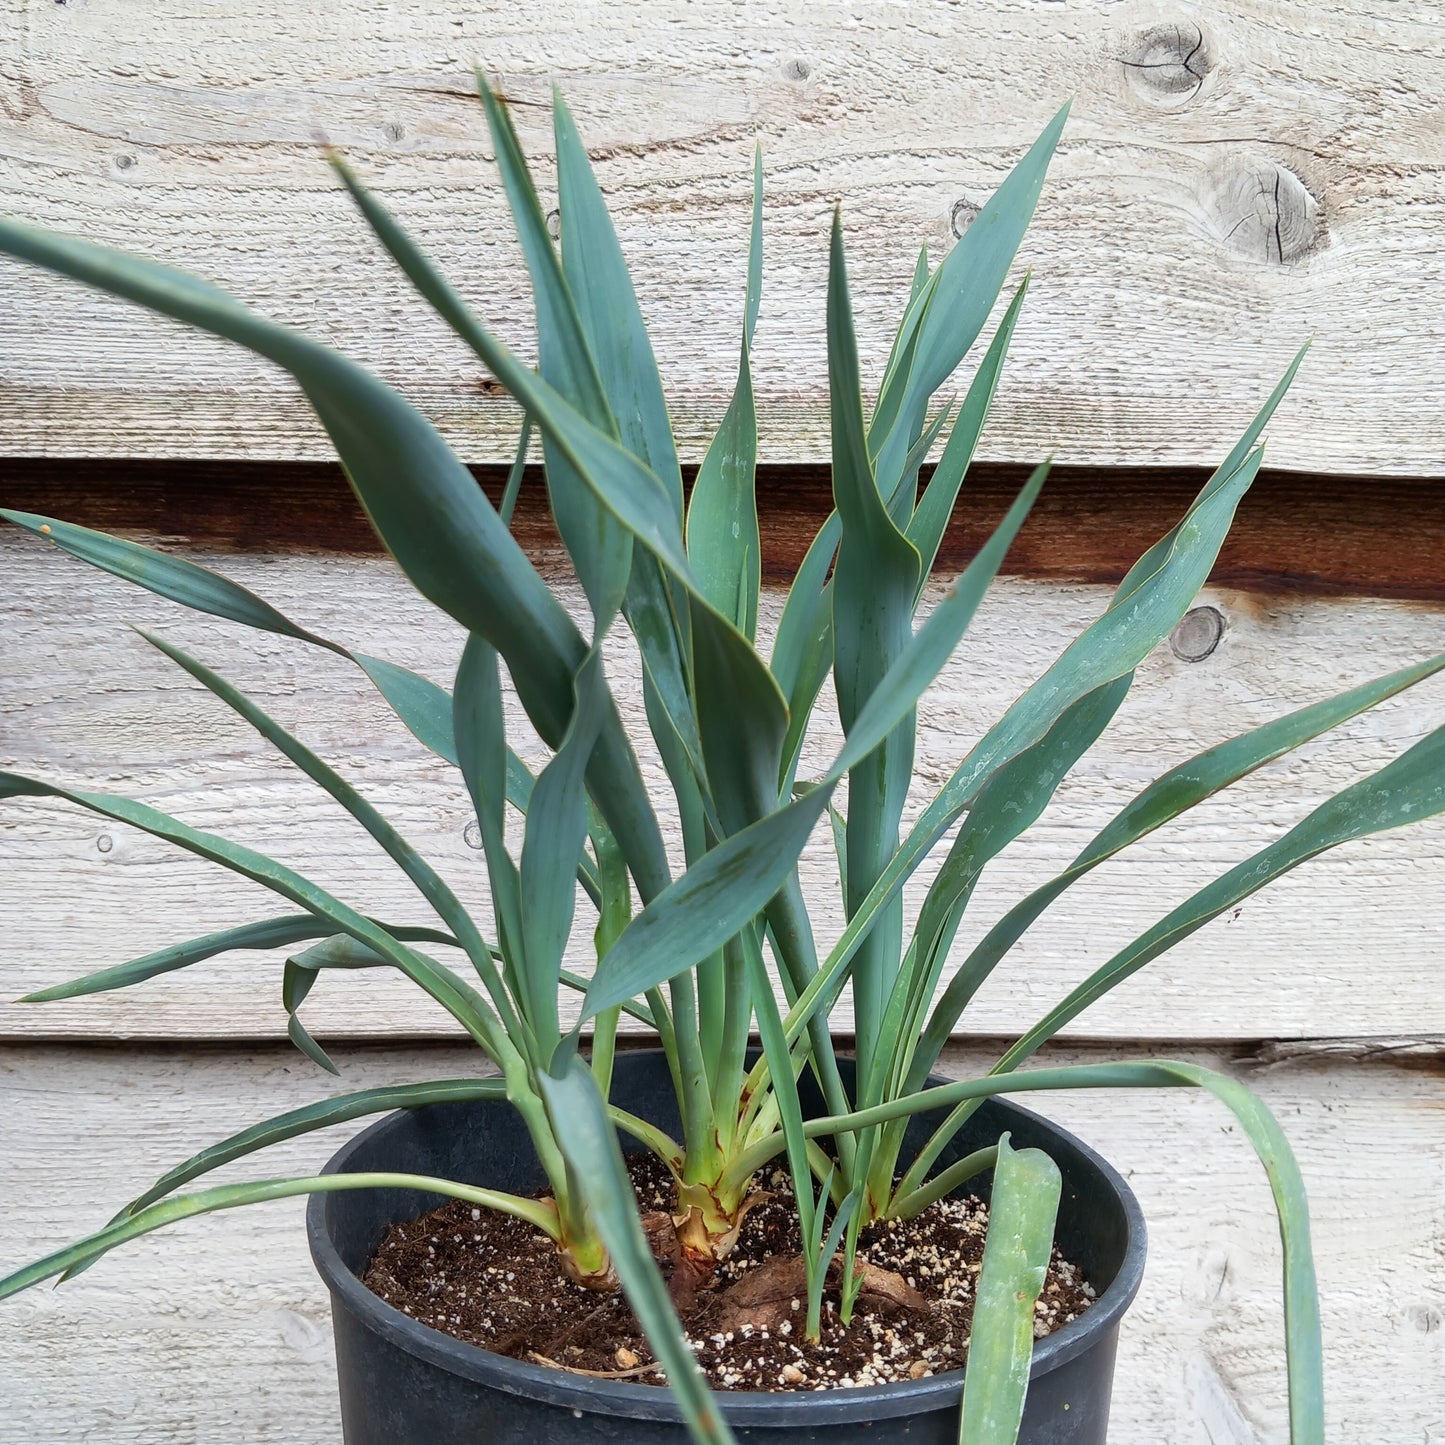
[308,1051,1146,1443]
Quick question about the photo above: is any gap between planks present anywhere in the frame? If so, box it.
[4,456,1445,601]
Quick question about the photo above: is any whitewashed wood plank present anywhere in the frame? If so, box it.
[1,2,1443,471]
[3,534,1444,1042]
[1,1039,1440,1443]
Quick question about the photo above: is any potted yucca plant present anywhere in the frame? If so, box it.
[4,79,1440,1445]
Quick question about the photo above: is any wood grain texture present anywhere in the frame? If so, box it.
[2,1039,1441,1443]
[1,2,1443,471]
[3,522,1444,1044]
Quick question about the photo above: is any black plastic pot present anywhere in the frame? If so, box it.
[309,1050,1145,1443]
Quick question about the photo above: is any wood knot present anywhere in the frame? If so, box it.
[1169,605,1226,662]
[783,58,811,82]
[1210,160,1324,265]
[1122,22,1213,104]
[950,198,980,239]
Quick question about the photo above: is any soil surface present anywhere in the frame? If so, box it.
[363,1155,1096,1392]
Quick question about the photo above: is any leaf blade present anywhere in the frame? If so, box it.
[539,1057,736,1445]
[957,1136,1061,1445]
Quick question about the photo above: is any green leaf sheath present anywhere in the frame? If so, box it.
[539,1058,737,1445]
[957,1136,1062,1445]
[826,212,923,1093]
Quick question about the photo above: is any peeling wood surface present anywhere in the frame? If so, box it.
[2,1039,1441,1444]
[1,2,1444,471]
[3,524,1444,1044]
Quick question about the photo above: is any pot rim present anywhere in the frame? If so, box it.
[308,1050,1146,1426]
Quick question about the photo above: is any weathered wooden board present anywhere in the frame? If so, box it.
[1,2,1444,471]
[4,519,1444,1043]
[2,1039,1441,1443]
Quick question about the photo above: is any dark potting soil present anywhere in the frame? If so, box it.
[362,1154,1096,1392]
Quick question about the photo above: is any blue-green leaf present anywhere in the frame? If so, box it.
[122,1079,509,1217]
[476,80,632,631]
[906,278,1029,585]
[1001,717,1445,1070]
[0,771,497,1047]
[583,465,1048,1020]
[539,1056,736,1445]
[687,152,763,640]
[957,1135,1061,1445]
[518,649,610,1048]
[0,1172,564,1302]
[0,214,674,899]
[553,89,683,507]
[826,210,923,1088]
[20,915,454,1003]
[915,647,1445,1077]
[0,509,461,766]
[872,106,1068,496]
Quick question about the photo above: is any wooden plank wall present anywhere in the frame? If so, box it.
[2,4,1443,1442]
[0,1,1442,471]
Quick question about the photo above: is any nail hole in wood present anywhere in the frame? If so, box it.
[1170,605,1226,662]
